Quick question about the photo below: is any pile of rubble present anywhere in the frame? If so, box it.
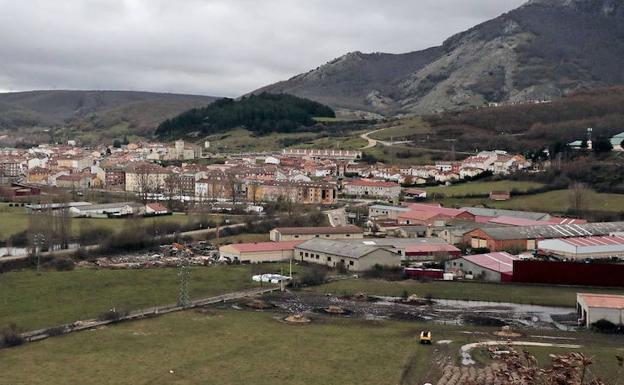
[95,241,221,269]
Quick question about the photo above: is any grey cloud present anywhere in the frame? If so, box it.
[0,0,526,97]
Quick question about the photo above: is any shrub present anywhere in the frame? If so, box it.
[591,319,623,334]
[45,326,67,337]
[364,264,404,281]
[97,309,129,322]
[299,267,328,286]
[1,324,25,348]
[52,258,75,271]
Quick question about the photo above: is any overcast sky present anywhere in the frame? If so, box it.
[0,0,526,97]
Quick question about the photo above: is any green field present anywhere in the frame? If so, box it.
[437,189,624,214]
[0,204,229,242]
[369,118,431,141]
[1,309,623,385]
[425,180,545,198]
[310,279,624,308]
[206,128,367,153]
[0,266,285,330]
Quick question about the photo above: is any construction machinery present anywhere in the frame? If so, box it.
[420,331,432,345]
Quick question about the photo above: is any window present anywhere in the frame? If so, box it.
[316,255,320,260]
[346,234,351,237]
[327,257,332,262]
[459,263,463,267]
[325,235,330,238]
[305,253,308,257]
[299,252,303,257]
[294,235,299,238]
[349,261,354,266]
[315,235,319,238]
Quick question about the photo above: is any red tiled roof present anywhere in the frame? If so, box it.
[405,203,471,218]
[224,241,304,253]
[347,179,399,188]
[578,293,624,309]
[462,252,518,274]
[146,203,169,212]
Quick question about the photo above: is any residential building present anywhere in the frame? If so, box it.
[343,179,401,200]
[248,181,337,204]
[282,148,362,161]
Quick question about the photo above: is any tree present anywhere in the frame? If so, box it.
[569,182,589,217]
[593,136,613,153]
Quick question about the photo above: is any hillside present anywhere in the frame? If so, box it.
[255,0,624,116]
[380,86,624,154]
[155,93,335,139]
[0,90,217,143]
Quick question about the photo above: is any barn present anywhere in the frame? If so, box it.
[295,239,401,272]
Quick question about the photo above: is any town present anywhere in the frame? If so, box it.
[3,1,624,384]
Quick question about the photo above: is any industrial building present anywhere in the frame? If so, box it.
[295,239,401,272]
[269,226,363,242]
[445,252,518,282]
[342,238,460,262]
[218,241,303,263]
[464,222,624,252]
[538,236,624,260]
[577,293,624,327]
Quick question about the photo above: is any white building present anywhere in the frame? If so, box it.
[538,236,624,260]
[577,293,624,327]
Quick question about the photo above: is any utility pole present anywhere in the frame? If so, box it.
[177,249,191,308]
[33,233,45,275]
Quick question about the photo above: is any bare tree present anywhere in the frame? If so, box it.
[569,182,589,217]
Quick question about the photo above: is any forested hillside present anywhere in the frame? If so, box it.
[155,93,335,138]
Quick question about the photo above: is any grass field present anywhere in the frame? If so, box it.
[369,118,431,141]
[436,189,624,214]
[309,279,624,308]
[1,309,623,385]
[206,128,367,153]
[0,204,229,242]
[425,180,545,198]
[0,265,296,330]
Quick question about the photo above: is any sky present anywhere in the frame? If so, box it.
[0,0,526,97]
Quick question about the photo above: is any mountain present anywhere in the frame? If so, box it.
[255,0,624,116]
[0,90,217,140]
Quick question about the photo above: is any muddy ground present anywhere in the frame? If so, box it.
[245,291,580,331]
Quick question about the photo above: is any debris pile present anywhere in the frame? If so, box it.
[95,241,220,269]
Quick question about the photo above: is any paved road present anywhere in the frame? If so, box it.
[360,128,414,149]
[325,208,348,227]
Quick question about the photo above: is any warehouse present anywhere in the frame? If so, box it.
[218,241,303,263]
[464,222,624,252]
[269,226,363,242]
[295,239,401,272]
[538,235,624,260]
[577,293,624,327]
[343,238,459,262]
[445,252,518,282]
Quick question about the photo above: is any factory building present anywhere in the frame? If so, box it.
[294,239,401,272]
[538,236,624,260]
[445,252,518,282]
[218,241,303,264]
[269,226,363,242]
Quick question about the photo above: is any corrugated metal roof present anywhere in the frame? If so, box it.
[476,222,624,241]
[273,226,363,235]
[296,239,393,259]
[461,252,518,273]
[462,207,550,221]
